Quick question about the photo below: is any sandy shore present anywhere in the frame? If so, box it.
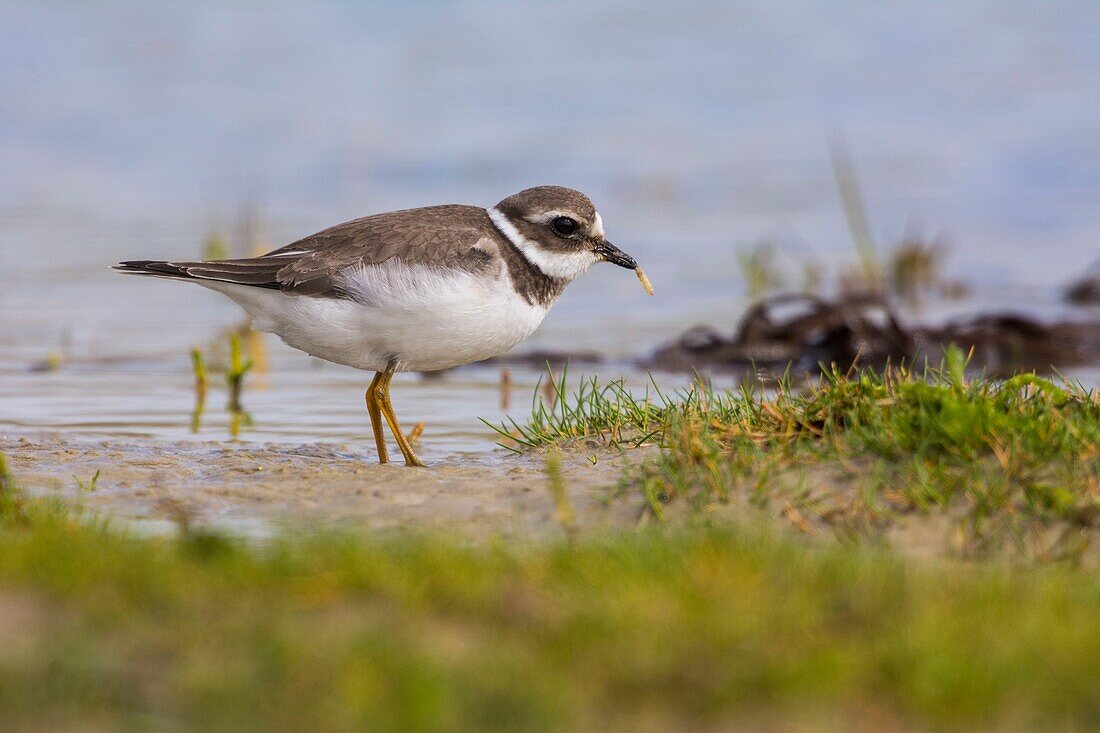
[1,433,647,538]
[6,430,1089,564]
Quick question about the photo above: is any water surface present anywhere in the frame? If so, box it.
[3,1,1099,456]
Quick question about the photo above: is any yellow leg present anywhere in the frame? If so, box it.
[376,370,426,468]
[365,372,389,464]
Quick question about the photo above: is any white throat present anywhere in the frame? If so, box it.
[488,206,599,281]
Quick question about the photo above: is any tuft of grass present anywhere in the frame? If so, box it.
[73,469,101,492]
[889,237,944,304]
[484,368,666,451]
[501,349,1100,560]
[831,139,960,305]
[736,240,824,300]
[737,240,783,300]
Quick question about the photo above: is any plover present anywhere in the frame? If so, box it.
[115,186,649,467]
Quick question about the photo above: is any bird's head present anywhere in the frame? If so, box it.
[488,186,638,281]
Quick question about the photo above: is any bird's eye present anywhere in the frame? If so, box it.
[551,216,577,236]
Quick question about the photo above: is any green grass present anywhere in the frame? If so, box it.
[0,488,1098,732]
[493,350,1100,561]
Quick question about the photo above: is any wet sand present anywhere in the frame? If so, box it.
[6,431,1094,565]
[1,432,648,539]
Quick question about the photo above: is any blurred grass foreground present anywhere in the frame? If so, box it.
[1,452,1099,732]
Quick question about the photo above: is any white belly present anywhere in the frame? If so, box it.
[202,262,548,372]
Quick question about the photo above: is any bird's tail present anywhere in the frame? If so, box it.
[112,260,195,280]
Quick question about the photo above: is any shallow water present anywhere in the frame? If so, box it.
[3,1,1099,457]
[0,344,638,462]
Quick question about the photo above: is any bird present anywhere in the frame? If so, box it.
[114,186,648,467]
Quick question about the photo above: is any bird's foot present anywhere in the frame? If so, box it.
[402,452,427,468]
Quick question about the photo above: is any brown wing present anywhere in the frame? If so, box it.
[115,205,499,298]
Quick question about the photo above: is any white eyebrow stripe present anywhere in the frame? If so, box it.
[526,210,605,239]
[488,207,598,281]
[525,211,570,225]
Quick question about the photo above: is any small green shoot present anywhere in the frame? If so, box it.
[191,347,207,397]
[190,347,207,433]
[73,469,100,492]
[830,136,881,288]
[225,332,254,414]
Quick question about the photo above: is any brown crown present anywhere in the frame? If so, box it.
[494,186,597,224]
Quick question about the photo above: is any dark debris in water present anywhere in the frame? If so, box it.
[641,292,1100,377]
[1066,269,1100,305]
[488,349,607,370]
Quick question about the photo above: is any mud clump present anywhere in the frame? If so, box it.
[643,292,1100,376]
[1066,270,1100,305]
[918,314,1100,374]
[642,293,911,373]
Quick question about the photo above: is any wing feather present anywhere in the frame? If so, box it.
[115,205,501,298]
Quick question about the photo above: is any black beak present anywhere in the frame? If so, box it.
[594,240,638,270]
